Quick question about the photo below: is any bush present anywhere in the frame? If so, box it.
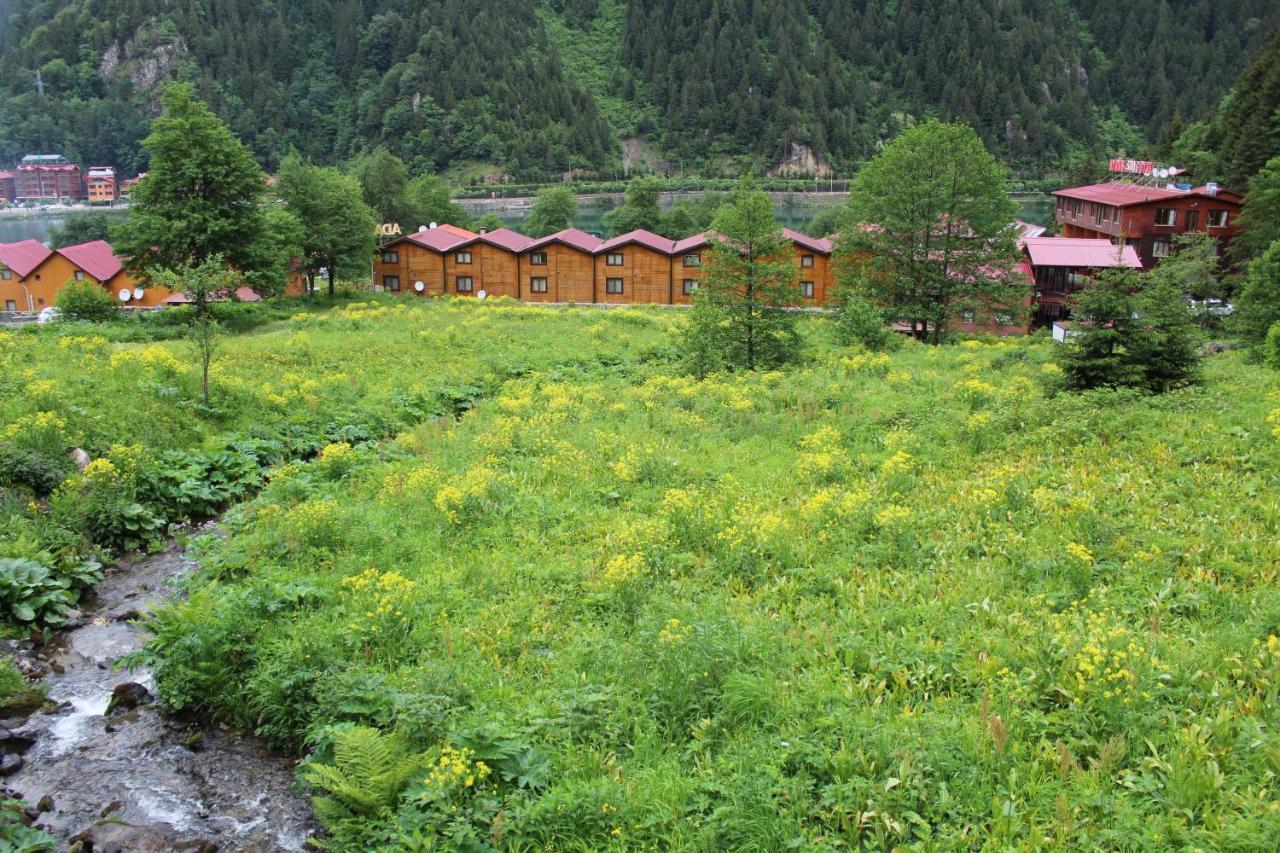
[1265,321,1280,370]
[832,292,898,351]
[0,441,73,497]
[55,280,120,322]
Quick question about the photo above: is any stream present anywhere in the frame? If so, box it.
[2,529,316,851]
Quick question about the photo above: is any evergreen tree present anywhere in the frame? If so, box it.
[524,185,578,237]
[1234,155,1280,263]
[112,84,267,282]
[835,120,1020,344]
[1234,242,1280,349]
[1212,26,1280,189]
[682,180,801,374]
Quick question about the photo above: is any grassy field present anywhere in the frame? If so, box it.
[5,298,1280,848]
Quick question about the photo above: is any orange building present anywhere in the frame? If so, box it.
[57,240,172,307]
[84,167,117,203]
[0,240,56,312]
[783,228,834,305]
[446,228,531,299]
[373,225,478,296]
[520,228,602,302]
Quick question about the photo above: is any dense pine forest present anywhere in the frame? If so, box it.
[0,0,1277,180]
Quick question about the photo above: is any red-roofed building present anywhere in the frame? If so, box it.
[0,171,15,203]
[521,228,602,302]
[596,230,677,304]
[84,167,117,203]
[16,155,82,201]
[1022,236,1142,326]
[0,240,56,312]
[1052,181,1243,269]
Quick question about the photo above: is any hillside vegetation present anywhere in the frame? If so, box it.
[6,298,1277,847]
[1,1,1277,179]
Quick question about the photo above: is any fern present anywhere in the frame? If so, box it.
[302,725,427,844]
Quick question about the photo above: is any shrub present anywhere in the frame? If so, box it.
[55,280,120,322]
[1266,321,1280,370]
[0,441,73,497]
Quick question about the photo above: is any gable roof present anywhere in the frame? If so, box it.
[526,228,603,253]
[783,227,832,255]
[0,240,53,278]
[57,240,124,282]
[402,227,475,253]
[1052,182,1242,208]
[671,231,712,254]
[472,227,533,253]
[438,224,476,238]
[1023,237,1142,269]
[1010,220,1047,248]
[599,229,675,254]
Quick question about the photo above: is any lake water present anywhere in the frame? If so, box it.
[492,193,1055,235]
[0,194,1055,246]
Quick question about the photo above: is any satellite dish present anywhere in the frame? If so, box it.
[118,288,132,301]
[418,225,427,232]
[414,281,425,292]
[1157,168,1169,179]
[132,287,144,300]
[477,290,487,300]
[429,222,438,229]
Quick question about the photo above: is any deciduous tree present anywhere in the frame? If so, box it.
[834,120,1021,343]
[112,85,267,281]
[277,155,377,297]
[524,185,578,237]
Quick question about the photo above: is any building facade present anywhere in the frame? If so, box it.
[1052,182,1242,269]
[1022,236,1143,326]
[84,167,117,203]
[15,155,82,202]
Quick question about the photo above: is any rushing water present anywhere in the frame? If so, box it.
[4,531,315,851]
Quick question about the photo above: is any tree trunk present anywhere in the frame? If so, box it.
[327,255,336,298]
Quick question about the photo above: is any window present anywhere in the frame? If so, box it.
[682,279,697,295]
[800,254,815,268]
[606,252,624,266]
[605,278,623,294]
[962,311,975,324]
[1184,210,1199,231]
[1152,238,1172,258]
[74,270,85,281]
[800,280,815,298]
[530,276,548,293]
[1154,208,1177,226]
[455,250,472,264]
[995,313,1013,326]
[0,269,10,280]
[683,253,701,267]
[456,275,474,292]
[4,300,15,312]
[383,275,400,291]
[1071,200,1083,217]
[1207,210,1229,228]
[529,252,547,265]
[381,249,399,263]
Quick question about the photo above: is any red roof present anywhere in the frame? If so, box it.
[598,229,675,254]
[671,232,712,254]
[403,227,475,253]
[472,227,532,253]
[783,227,832,255]
[163,286,262,305]
[1052,182,1241,207]
[17,163,78,171]
[438,224,476,239]
[0,240,53,278]
[0,171,14,180]
[526,228,603,253]
[1023,237,1142,269]
[57,240,123,283]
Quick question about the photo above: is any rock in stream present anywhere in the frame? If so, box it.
[3,538,316,851]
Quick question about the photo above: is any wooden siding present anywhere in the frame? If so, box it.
[0,254,172,311]
[1055,194,1242,270]
[374,241,445,296]
[594,245,672,305]
[520,244,595,303]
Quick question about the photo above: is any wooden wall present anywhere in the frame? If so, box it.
[521,244,595,303]
[594,245,672,305]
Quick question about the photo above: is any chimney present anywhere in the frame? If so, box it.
[1206,182,1218,197]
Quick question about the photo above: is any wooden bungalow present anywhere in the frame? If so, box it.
[594,230,676,305]
[0,240,55,313]
[373,225,478,297]
[445,228,532,300]
[57,240,173,307]
[671,232,710,305]
[783,228,834,305]
[520,228,602,303]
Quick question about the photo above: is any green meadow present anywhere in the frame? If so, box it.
[4,298,1280,848]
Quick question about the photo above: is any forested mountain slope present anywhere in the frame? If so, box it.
[0,0,1276,179]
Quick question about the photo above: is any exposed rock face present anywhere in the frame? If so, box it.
[98,20,189,95]
[768,142,832,178]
